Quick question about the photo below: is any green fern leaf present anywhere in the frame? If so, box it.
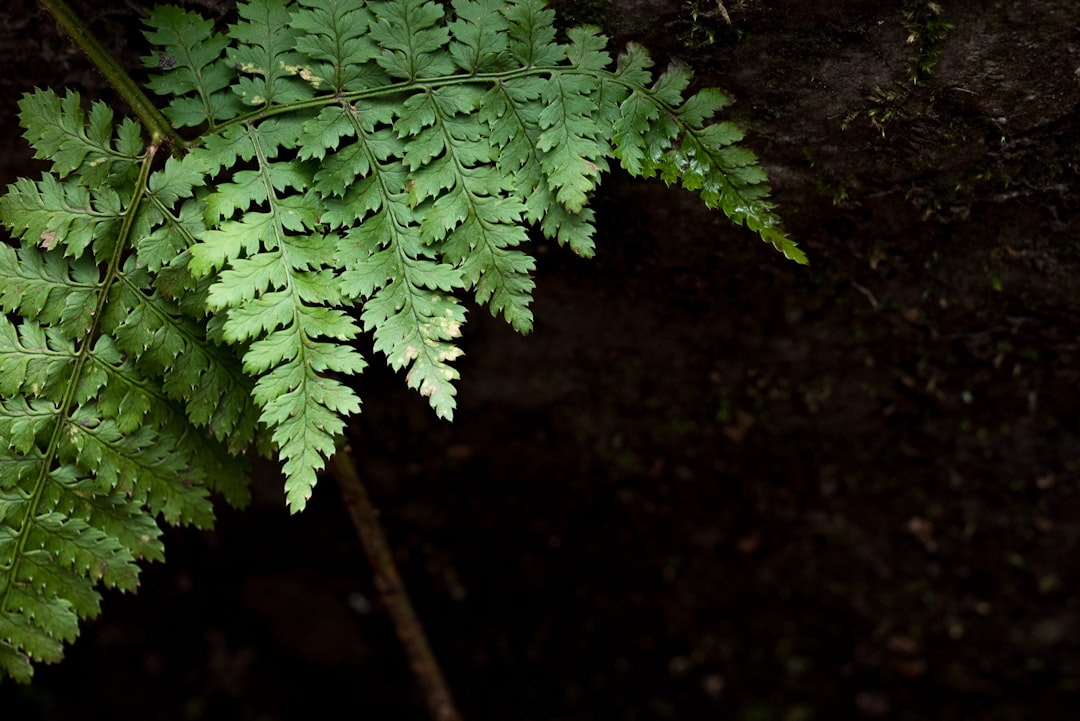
[664,123,806,263]
[290,0,384,92]
[0,245,99,340]
[229,0,311,107]
[105,264,259,448]
[0,175,125,262]
[536,72,608,213]
[339,210,466,422]
[0,320,74,400]
[504,0,563,67]
[88,346,159,435]
[448,0,512,73]
[565,24,611,71]
[302,104,400,198]
[0,600,71,682]
[187,121,364,511]
[318,97,468,422]
[142,6,242,128]
[139,154,211,269]
[16,90,142,184]
[66,405,215,527]
[404,85,536,331]
[478,77,598,256]
[0,98,258,680]
[25,512,142,591]
[0,397,57,455]
[0,422,166,679]
[256,357,361,510]
[4,545,100,620]
[367,0,455,80]
[609,45,663,177]
[1,0,808,679]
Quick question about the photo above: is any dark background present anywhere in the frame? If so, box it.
[2,1,1080,719]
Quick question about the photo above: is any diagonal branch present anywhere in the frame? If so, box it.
[330,446,463,721]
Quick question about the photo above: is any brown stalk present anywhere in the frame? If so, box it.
[330,448,463,721]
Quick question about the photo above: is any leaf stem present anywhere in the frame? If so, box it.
[36,0,185,152]
[330,447,463,721]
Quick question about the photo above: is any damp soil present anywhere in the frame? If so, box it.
[2,2,1080,720]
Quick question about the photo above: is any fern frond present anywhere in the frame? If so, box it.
[290,0,384,92]
[0,245,99,342]
[106,265,260,450]
[0,320,75,401]
[479,77,598,256]
[229,0,311,108]
[17,90,142,185]
[187,120,363,511]
[136,153,214,299]
[407,85,535,331]
[0,0,809,679]
[0,175,126,262]
[448,0,512,73]
[138,154,211,270]
[0,393,164,681]
[66,403,215,527]
[0,254,232,527]
[142,6,242,128]
[666,98,805,262]
[609,44,666,176]
[504,0,563,67]
[345,225,466,423]
[310,98,467,423]
[603,53,807,263]
[536,72,607,213]
[367,0,455,80]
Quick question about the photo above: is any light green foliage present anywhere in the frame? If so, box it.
[0,0,802,681]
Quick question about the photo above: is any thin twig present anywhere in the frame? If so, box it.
[330,448,463,721]
[716,0,732,26]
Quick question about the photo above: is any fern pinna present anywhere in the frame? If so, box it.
[0,0,803,681]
